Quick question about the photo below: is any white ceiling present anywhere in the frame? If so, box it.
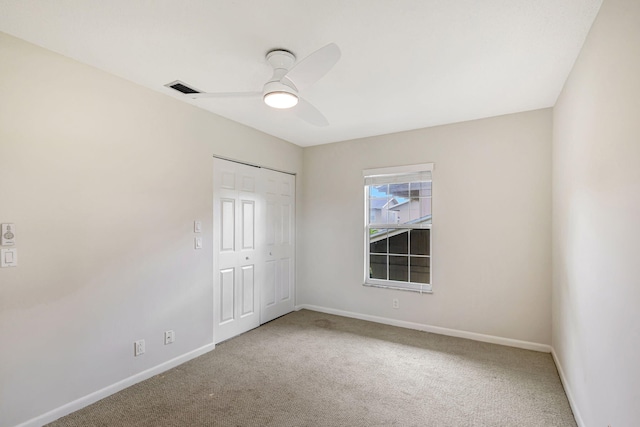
[0,0,602,147]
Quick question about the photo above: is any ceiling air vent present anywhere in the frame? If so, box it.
[165,80,201,94]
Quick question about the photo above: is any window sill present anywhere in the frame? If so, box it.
[363,282,433,294]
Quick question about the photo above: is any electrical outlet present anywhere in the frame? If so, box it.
[164,330,175,345]
[392,298,399,309]
[134,339,145,356]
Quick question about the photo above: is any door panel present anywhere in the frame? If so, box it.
[241,265,255,316]
[221,172,235,189]
[266,200,276,246]
[279,258,290,301]
[219,269,235,324]
[213,159,261,343]
[221,199,235,252]
[241,201,255,250]
[264,260,276,307]
[281,204,291,244]
[261,168,295,324]
[282,181,291,196]
[241,175,255,192]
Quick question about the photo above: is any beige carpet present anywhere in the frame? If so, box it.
[47,310,576,426]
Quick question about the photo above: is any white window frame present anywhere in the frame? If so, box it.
[363,163,433,293]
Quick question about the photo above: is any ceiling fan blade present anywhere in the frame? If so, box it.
[281,43,341,91]
[293,98,329,127]
[189,91,262,99]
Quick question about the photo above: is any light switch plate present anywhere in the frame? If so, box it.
[194,221,202,233]
[1,248,17,267]
[1,223,16,246]
[194,237,203,249]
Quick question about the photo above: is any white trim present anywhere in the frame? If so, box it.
[14,343,216,427]
[364,280,432,293]
[212,154,296,176]
[295,304,552,353]
[12,311,571,427]
[551,348,585,427]
[363,162,433,177]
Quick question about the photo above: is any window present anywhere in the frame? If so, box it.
[364,164,433,293]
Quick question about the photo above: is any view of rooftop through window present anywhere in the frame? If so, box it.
[368,182,431,225]
[365,171,432,291]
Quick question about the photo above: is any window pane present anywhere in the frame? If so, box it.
[369,229,388,254]
[388,230,408,254]
[404,201,421,223]
[379,181,431,225]
[420,197,432,218]
[389,256,408,281]
[410,229,430,255]
[369,198,390,224]
[410,257,430,284]
[370,255,387,280]
[411,181,432,198]
[387,208,399,224]
[370,184,390,198]
[389,183,410,198]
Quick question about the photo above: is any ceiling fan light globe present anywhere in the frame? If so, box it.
[264,91,299,109]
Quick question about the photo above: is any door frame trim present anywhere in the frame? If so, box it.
[212,154,296,176]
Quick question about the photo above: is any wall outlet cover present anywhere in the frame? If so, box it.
[134,339,145,356]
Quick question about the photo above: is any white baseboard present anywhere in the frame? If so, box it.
[296,305,588,425]
[15,342,216,427]
[295,304,552,353]
[14,308,560,427]
[551,348,585,427]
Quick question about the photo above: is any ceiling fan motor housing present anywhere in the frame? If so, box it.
[263,50,299,108]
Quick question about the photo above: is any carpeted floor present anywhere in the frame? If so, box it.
[47,310,576,426]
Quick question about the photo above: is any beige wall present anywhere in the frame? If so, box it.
[552,0,640,425]
[0,33,302,427]
[300,109,552,345]
[9,3,640,422]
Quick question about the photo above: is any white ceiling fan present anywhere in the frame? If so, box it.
[166,43,341,127]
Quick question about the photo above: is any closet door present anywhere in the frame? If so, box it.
[261,168,295,324]
[213,159,262,343]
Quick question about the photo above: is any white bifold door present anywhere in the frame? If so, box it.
[261,168,295,323]
[213,158,295,344]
